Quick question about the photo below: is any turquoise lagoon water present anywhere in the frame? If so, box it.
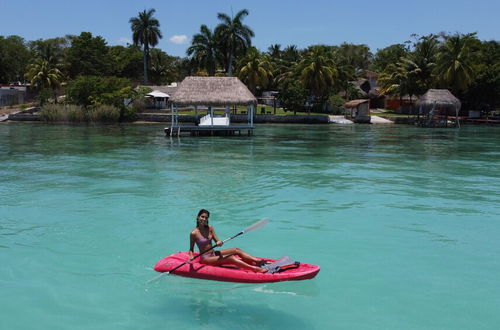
[1,122,499,330]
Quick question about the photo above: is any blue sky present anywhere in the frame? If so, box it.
[1,0,499,57]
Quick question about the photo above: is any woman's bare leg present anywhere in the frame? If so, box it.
[219,248,265,265]
[201,255,267,273]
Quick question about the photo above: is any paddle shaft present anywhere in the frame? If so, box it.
[166,231,243,274]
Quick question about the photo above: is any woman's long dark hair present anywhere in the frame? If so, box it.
[196,209,210,228]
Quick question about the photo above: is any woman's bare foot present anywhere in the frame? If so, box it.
[254,267,268,273]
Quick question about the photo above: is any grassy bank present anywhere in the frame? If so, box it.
[39,104,121,123]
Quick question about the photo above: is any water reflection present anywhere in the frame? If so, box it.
[387,224,458,244]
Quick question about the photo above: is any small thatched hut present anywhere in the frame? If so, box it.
[169,76,257,127]
[417,89,461,115]
[416,89,461,127]
[344,99,371,123]
[170,76,256,106]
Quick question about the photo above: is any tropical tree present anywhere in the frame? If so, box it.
[149,48,176,85]
[267,44,282,59]
[435,33,478,94]
[335,43,373,75]
[108,45,143,80]
[378,56,421,109]
[297,46,337,111]
[129,8,163,84]
[278,78,308,115]
[372,43,409,72]
[409,34,439,93]
[215,9,254,76]
[0,35,31,83]
[25,58,63,105]
[186,24,218,76]
[66,32,112,78]
[237,47,273,94]
[463,40,500,109]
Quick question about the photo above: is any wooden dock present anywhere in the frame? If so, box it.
[164,125,254,136]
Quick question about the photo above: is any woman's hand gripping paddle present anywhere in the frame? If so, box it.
[147,218,269,284]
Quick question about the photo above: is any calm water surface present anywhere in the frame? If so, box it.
[1,123,499,330]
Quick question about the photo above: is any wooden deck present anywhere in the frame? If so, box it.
[164,125,254,136]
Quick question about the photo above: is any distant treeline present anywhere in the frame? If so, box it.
[0,8,498,112]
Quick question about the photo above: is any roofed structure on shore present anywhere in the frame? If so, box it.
[170,76,257,106]
[416,89,461,114]
[416,89,461,127]
[344,99,371,124]
[166,76,256,136]
[140,84,178,97]
[136,84,179,110]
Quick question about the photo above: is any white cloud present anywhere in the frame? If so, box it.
[118,37,132,45]
[170,35,188,45]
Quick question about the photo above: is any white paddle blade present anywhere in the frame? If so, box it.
[243,218,269,234]
[146,271,168,284]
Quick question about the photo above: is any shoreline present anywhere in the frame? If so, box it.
[3,111,500,126]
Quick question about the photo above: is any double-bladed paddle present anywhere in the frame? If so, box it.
[147,218,269,283]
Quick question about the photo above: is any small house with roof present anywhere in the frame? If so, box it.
[344,99,371,123]
[165,76,257,136]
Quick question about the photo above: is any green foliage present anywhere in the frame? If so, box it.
[35,88,54,106]
[25,58,63,90]
[40,104,85,123]
[187,24,218,76]
[435,33,479,94]
[277,79,308,115]
[372,44,409,72]
[298,46,337,103]
[237,47,273,94]
[335,43,373,75]
[108,45,143,81]
[463,40,500,109]
[0,35,31,83]
[149,48,177,85]
[66,32,112,78]
[40,103,120,123]
[129,8,163,84]
[215,9,254,76]
[328,94,347,114]
[66,76,130,108]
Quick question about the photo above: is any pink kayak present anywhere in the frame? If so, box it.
[154,252,320,283]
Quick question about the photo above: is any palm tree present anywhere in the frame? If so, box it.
[129,8,163,84]
[298,46,337,111]
[215,9,254,76]
[238,48,273,94]
[25,58,63,105]
[149,49,172,85]
[187,24,218,76]
[410,34,439,94]
[267,44,282,59]
[435,33,477,94]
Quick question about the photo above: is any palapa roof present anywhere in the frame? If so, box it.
[170,76,257,106]
[416,89,461,111]
[345,99,369,108]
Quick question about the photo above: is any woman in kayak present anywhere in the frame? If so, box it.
[189,209,268,273]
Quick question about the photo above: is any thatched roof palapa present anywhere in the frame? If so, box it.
[416,89,461,112]
[170,76,257,106]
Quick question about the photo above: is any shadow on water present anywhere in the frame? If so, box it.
[151,290,311,330]
[145,276,320,329]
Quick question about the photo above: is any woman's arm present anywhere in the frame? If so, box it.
[210,226,223,247]
[188,232,196,260]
